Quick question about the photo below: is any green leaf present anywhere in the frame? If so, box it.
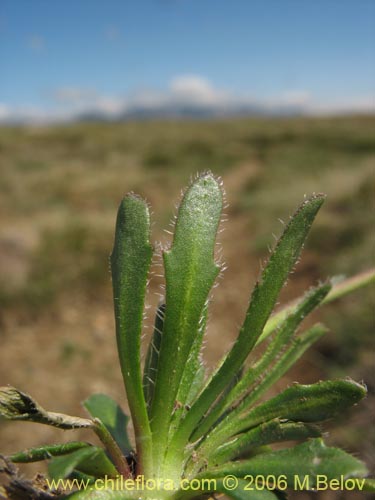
[110,194,153,474]
[237,324,329,411]
[9,441,91,463]
[150,173,222,471]
[66,491,136,500]
[202,439,368,489]
[143,303,165,411]
[169,305,208,437]
[362,478,375,492]
[228,284,330,404]
[184,360,206,407]
[216,481,281,500]
[48,447,118,480]
[174,478,282,500]
[176,304,208,408]
[170,194,325,457]
[208,420,321,467]
[206,323,327,449]
[177,478,281,500]
[205,379,366,449]
[83,394,131,455]
[0,388,131,477]
[168,361,206,443]
[208,367,244,430]
[192,283,331,441]
[68,469,96,485]
[259,268,375,345]
[92,418,132,478]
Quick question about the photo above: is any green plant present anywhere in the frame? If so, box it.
[1,172,374,499]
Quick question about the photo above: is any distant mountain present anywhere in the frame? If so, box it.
[77,101,305,122]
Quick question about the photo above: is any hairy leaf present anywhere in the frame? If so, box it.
[176,305,208,408]
[169,194,325,459]
[143,303,165,411]
[110,194,153,473]
[202,439,368,488]
[66,491,137,500]
[259,269,375,344]
[214,323,328,437]
[216,481,282,500]
[10,442,91,463]
[150,173,222,470]
[205,379,366,449]
[169,305,208,437]
[207,420,321,468]
[192,283,331,441]
[177,478,281,500]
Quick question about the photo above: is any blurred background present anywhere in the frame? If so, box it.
[0,1,374,498]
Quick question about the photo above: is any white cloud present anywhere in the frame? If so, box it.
[169,75,228,105]
[170,75,213,94]
[1,75,374,124]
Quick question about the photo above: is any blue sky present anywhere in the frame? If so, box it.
[1,0,374,121]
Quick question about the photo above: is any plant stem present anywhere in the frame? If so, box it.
[93,418,132,479]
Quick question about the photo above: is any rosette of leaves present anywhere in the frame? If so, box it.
[1,173,374,500]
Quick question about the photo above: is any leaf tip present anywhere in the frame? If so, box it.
[0,386,39,421]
